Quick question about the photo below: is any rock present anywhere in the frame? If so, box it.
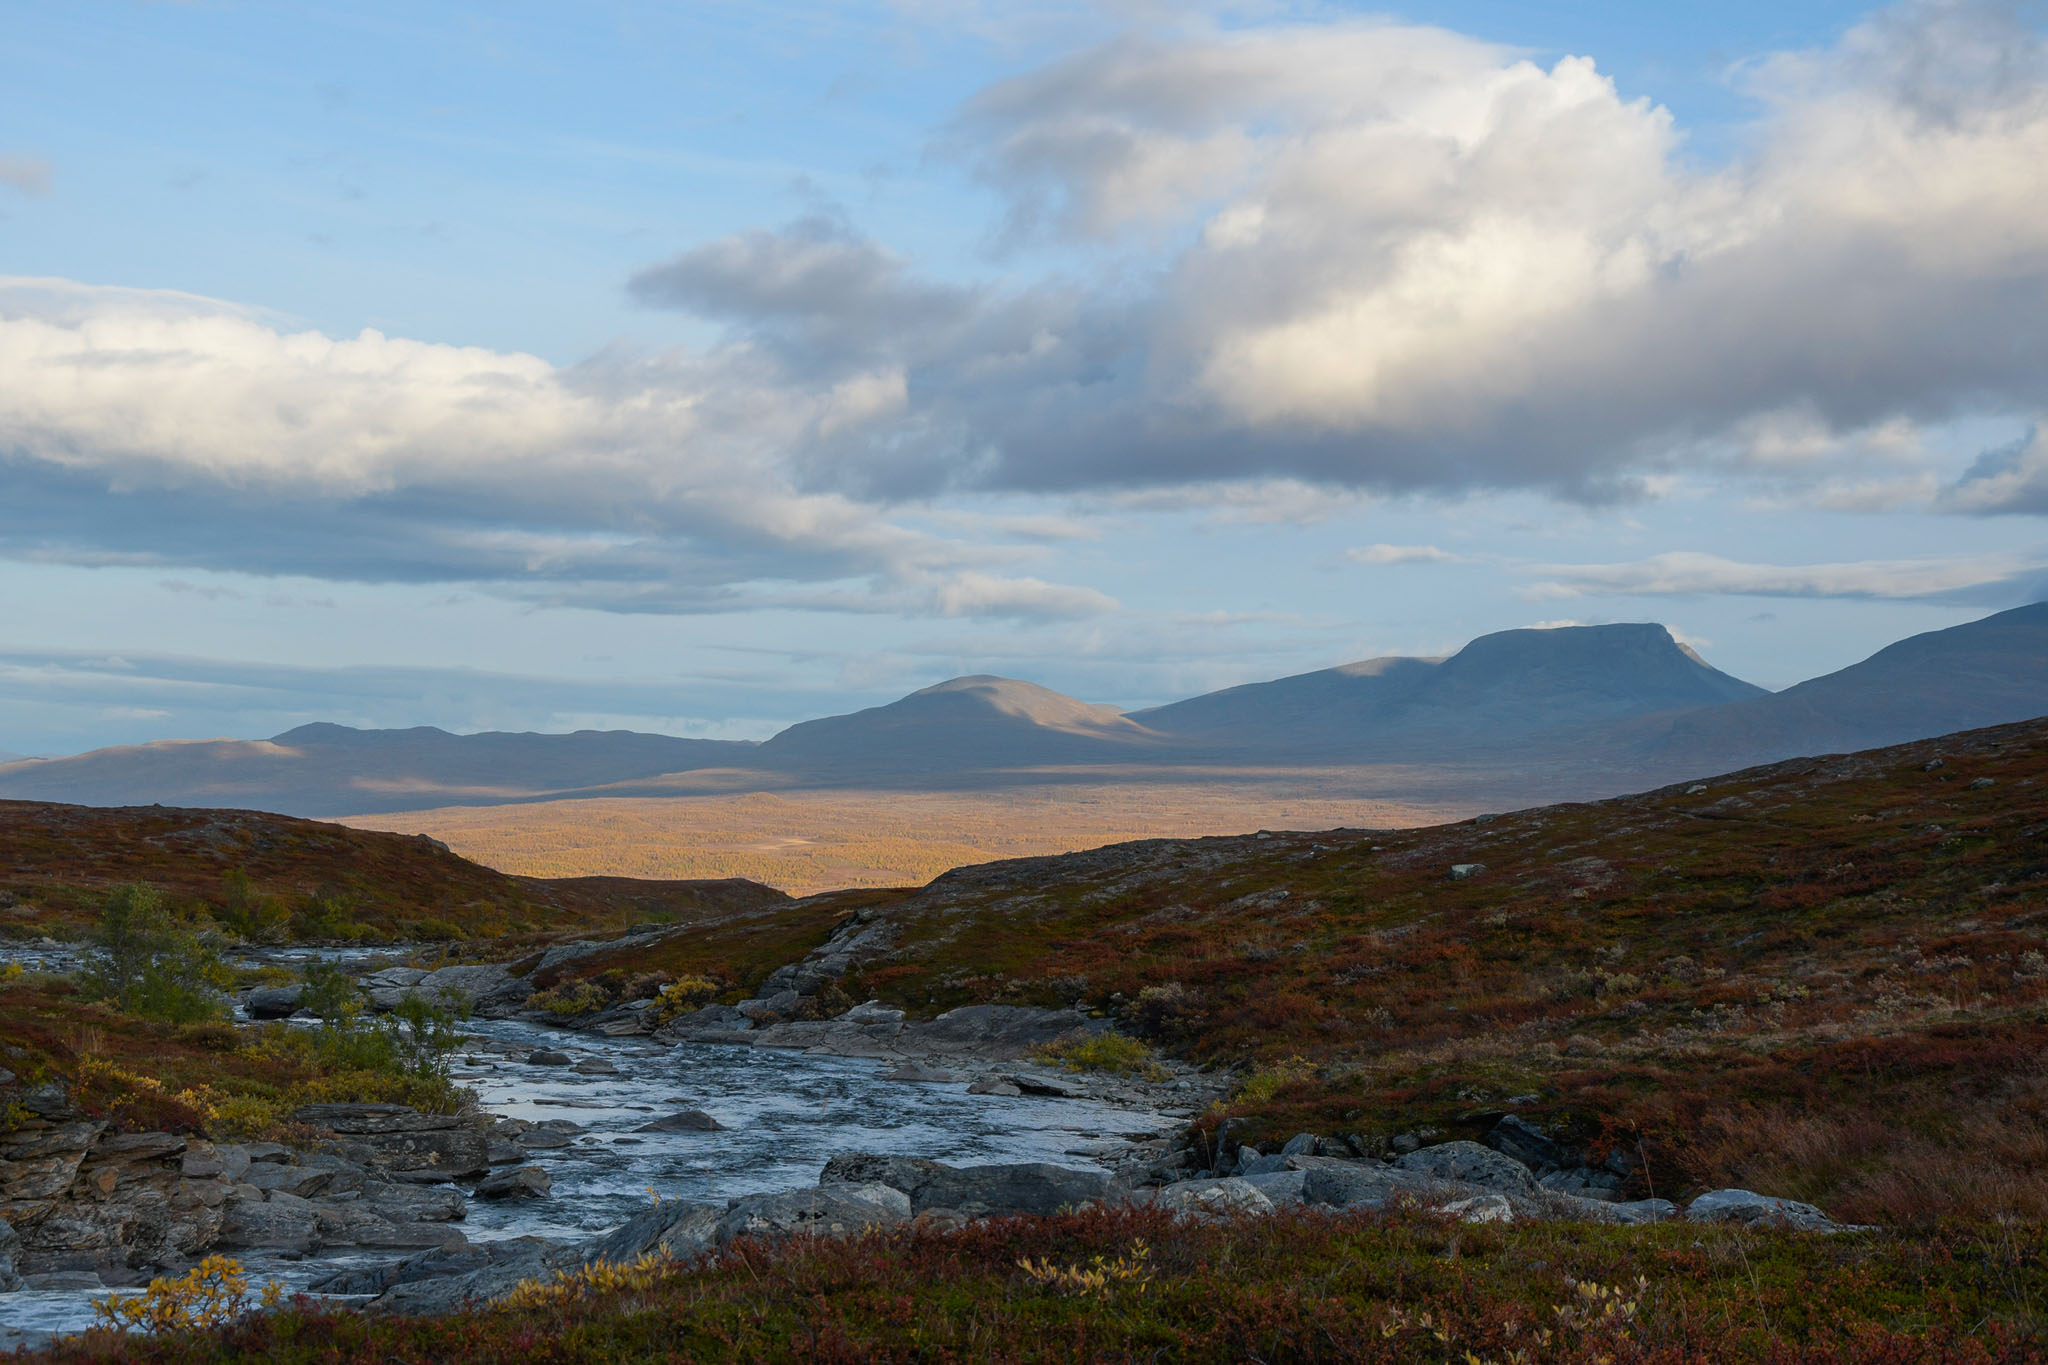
[1390,1133,1421,1155]
[1448,863,1486,880]
[1236,1153,1289,1177]
[651,1003,755,1044]
[572,1057,619,1076]
[289,1104,465,1136]
[0,1216,22,1292]
[636,1111,724,1134]
[1154,1177,1275,1219]
[1606,1198,1679,1225]
[358,967,430,1012]
[241,985,305,1019]
[515,1128,575,1150]
[966,1075,1023,1097]
[1393,1142,1540,1197]
[1485,1115,1561,1171]
[840,1001,906,1026]
[905,1005,1109,1061]
[1239,1170,1308,1205]
[579,1201,723,1267]
[1968,777,1997,790]
[475,1166,552,1200]
[718,1189,904,1245]
[23,1271,103,1290]
[1279,1133,1318,1158]
[216,1196,320,1255]
[1299,1162,1417,1209]
[1440,1194,1515,1224]
[1540,1167,1627,1202]
[526,1049,575,1067]
[916,1163,1109,1218]
[819,1154,1106,1218]
[416,963,530,1014]
[1,1121,105,1199]
[363,1183,469,1224]
[1683,1188,1847,1232]
[830,1182,913,1220]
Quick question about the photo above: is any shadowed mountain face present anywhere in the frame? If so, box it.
[1132,623,1766,755]
[0,610,2041,818]
[1620,601,2048,767]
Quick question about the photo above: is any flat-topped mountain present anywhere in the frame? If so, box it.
[1132,623,1764,754]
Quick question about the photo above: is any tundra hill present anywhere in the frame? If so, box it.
[557,716,2048,1227]
[0,725,753,818]
[0,799,790,941]
[1132,622,1764,755]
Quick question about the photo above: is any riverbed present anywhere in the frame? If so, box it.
[0,983,1180,1347]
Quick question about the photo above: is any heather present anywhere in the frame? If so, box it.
[27,1206,2047,1363]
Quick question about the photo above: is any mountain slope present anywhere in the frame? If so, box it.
[1627,601,2048,766]
[0,725,752,818]
[756,675,1161,776]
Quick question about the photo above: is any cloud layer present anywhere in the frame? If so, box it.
[3,2,2046,615]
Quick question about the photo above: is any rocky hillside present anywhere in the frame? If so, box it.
[542,715,2048,1227]
[0,800,788,940]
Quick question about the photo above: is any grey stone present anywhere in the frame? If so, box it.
[1299,1161,1418,1209]
[289,1104,464,1136]
[216,1197,320,1254]
[1153,1177,1274,1219]
[579,1201,722,1267]
[1684,1188,1846,1232]
[526,1049,574,1067]
[0,1216,21,1292]
[1390,1133,1421,1154]
[880,1062,962,1084]
[1448,863,1487,880]
[915,1163,1109,1218]
[23,1271,103,1291]
[1279,1133,1318,1158]
[718,1189,904,1245]
[1237,1153,1289,1177]
[966,1075,1022,1097]
[1606,1198,1679,1225]
[906,1005,1109,1060]
[1393,1141,1540,1196]
[242,985,305,1019]
[1486,1115,1561,1171]
[1440,1194,1515,1224]
[1239,1170,1308,1205]
[840,1001,906,1026]
[475,1166,552,1200]
[416,963,528,1013]
[1540,1167,1627,1201]
[572,1057,620,1075]
[362,1183,469,1224]
[636,1110,724,1133]
[651,1003,754,1043]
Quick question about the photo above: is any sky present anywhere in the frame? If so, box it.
[2,0,2046,756]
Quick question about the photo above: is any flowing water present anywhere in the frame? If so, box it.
[1,961,1181,1347]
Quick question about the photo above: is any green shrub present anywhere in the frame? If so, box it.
[529,979,610,1019]
[1031,1032,1169,1081]
[82,884,230,1024]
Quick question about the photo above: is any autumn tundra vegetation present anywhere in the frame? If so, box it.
[3,719,2047,1359]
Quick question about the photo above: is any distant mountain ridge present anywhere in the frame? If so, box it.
[1,607,2043,817]
[1131,622,1765,755]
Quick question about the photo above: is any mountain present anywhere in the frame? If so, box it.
[0,725,753,818]
[1,609,2041,818]
[1133,623,1765,755]
[755,676,1160,777]
[1623,601,2048,767]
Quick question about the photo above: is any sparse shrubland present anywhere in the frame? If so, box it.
[28,1205,2048,1361]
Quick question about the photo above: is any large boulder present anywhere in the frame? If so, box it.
[819,1154,1107,1217]
[1153,1177,1275,1219]
[241,985,305,1020]
[216,1195,320,1255]
[901,1006,1108,1060]
[1392,1142,1541,1197]
[1297,1160,1420,1210]
[636,1111,723,1133]
[416,963,530,1015]
[1683,1189,1848,1232]
[475,1166,551,1200]
[1484,1116,1562,1171]
[717,1189,904,1245]
[290,1105,489,1181]
[577,1200,723,1268]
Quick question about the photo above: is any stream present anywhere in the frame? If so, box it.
[1,944,1179,1346]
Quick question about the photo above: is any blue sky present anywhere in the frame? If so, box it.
[2,0,2045,755]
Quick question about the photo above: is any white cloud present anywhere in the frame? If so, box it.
[932,571,1119,619]
[0,276,1114,619]
[1520,550,2041,601]
[1345,543,1465,565]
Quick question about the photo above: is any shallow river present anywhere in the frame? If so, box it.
[2,993,1176,1346]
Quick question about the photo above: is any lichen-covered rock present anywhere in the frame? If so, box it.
[1393,1141,1540,1197]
